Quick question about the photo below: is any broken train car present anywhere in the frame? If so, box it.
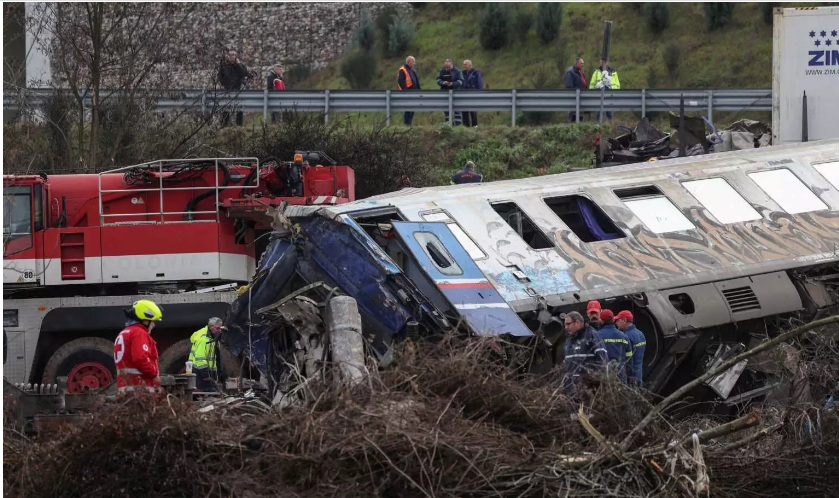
[225,139,839,399]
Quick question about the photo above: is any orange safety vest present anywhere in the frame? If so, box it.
[397,66,413,90]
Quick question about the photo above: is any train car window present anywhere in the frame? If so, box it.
[682,178,761,224]
[543,195,624,242]
[748,169,828,214]
[490,202,554,250]
[413,231,463,276]
[813,161,839,192]
[420,211,487,260]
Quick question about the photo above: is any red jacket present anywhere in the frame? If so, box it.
[113,322,160,394]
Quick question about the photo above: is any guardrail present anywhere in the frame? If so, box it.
[3,88,772,127]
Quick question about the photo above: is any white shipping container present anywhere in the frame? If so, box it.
[772,6,839,144]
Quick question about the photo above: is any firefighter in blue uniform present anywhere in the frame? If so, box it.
[596,309,632,383]
[616,310,646,387]
[451,161,483,184]
[561,311,608,395]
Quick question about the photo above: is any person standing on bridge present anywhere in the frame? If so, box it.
[616,310,646,387]
[189,317,226,392]
[397,55,421,126]
[113,300,163,395]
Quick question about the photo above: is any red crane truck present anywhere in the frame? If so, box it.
[2,153,355,393]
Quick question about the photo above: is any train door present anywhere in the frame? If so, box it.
[390,221,533,337]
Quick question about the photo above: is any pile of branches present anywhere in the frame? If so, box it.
[5,319,839,497]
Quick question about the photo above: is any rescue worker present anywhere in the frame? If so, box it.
[189,317,226,392]
[616,310,646,387]
[586,300,603,330]
[597,309,632,383]
[561,311,607,396]
[451,161,483,184]
[113,300,163,395]
[436,58,463,125]
[589,58,621,121]
[397,55,421,126]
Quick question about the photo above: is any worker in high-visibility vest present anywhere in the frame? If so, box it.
[589,58,621,121]
[397,55,421,126]
[189,317,226,392]
[114,300,163,395]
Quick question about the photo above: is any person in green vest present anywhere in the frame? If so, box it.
[189,317,226,392]
[589,58,621,121]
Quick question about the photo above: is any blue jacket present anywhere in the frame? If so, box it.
[623,324,646,386]
[564,66,586,90]
[397,64,420,90]
[436,66,463,90]
[462,68,484,90]
[452,168,483,184]
[597,323,632,382]
[562,325,607,391]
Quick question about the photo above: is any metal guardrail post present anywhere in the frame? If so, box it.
[448,90,453,126]
[386,89,391,127]
[641,88,646,118]
[511,89,517,127]
[324,89,330,124]
[707,89,713,123]
[263,88,268,123]
[575,89,581,123]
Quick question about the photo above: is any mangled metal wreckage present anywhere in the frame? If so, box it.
[226,139,839,401]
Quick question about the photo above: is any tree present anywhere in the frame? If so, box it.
[387,11,415,57]
[27,3,220,170]
[479,3,512,50]
[644,3,669,34]
[704,3,735,31]
[536,3,563,45]
[354,9,376,52]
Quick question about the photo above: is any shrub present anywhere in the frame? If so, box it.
[514,10,534,41]
[704,3,735,31]
[284,64,313,88]
[375,5,400,43]
[663,41,681,77]
[387,10,415,57]
[644,3,669,34]
[340,49,379,89]
[354,9,376,52]
[760,3,774,25]
[536,3,563,44]
[479,3,512,50]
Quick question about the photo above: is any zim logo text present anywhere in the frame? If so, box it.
[809,50,839,66]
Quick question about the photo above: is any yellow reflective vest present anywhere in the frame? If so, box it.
[589,67,621,90]
[188,326,218,370]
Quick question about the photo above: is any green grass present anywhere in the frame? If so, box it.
[301,2,825,127]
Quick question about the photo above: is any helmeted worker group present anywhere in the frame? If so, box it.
[561,300,647,395]
[113,299,227,396]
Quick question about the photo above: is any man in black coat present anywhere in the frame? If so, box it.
[436,59,463,125]
[217,50,249,126]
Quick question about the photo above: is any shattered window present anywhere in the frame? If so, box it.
[413,231,463,276]
[814,161,839,192]
[420,211,486,260]
[490,201,554,250]
[543,195,624,242]
[748,169,827,214]
[613,186,694,234]
[682,178,761,224]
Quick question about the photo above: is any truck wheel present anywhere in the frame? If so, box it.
[158,338,240,377]
[42,337,116,394]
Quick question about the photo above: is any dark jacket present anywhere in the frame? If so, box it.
[562,325,607,391]
[452,168,483,184]
[267,72,286,91]
[462,68,484,90]
[436,66,463,90]
[218,61,249,91]
[397,64,420,90]
[598,322,632,382]
[564,65,586,90]
[623,324,646,386]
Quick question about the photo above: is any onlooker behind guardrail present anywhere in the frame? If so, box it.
[397,55,421,127]
[267,63,286,123]
[564,56,587,122]
[218,49,249,127]
[436,59,463,126]
[461,59,484,128]
[590,57,621,121]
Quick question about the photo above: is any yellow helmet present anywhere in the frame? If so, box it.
[132,299,163,321]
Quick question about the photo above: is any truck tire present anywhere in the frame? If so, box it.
[158,338,240,377]
[42,337,116,394]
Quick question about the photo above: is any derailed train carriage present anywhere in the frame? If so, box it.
[225,139,839,401]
